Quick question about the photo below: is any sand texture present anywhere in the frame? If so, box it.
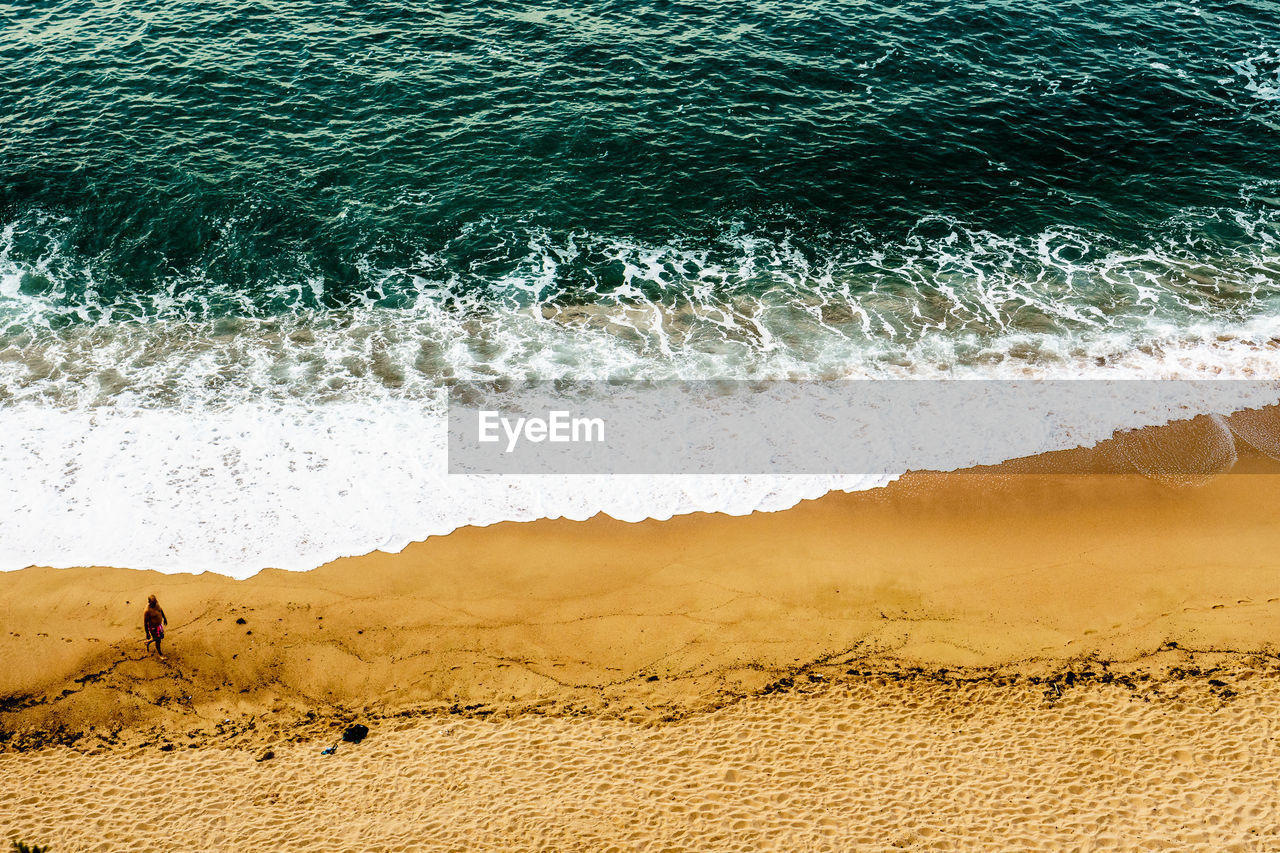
[3,659,1279,852]
[3,426,1280,850]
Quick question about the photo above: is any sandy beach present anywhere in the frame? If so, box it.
[9,0,1280,846]
[3,421,1280,850]
[4,664,1278,852]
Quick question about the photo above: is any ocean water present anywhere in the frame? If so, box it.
[2,0,1279,575]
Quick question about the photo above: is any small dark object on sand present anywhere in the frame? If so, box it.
[256,748,275,762]
[320,723,370,756]
[235,617,246,625]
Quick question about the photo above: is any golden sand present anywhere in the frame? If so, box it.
[2,420,1279,850]
[4,664,1278,852]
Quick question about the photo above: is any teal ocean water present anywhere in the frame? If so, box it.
[2,1,1279,574]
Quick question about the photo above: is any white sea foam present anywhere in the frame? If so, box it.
[2,340,1280,578]
[1231,51,1280,102]
[2,212,1280,576]
[0,398,886,575]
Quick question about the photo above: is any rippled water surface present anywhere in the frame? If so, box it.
[3,1,1280,382]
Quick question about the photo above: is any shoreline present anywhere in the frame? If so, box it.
[3,414,1279,849]
[4,385,1279,578]
[3,412,1279,743]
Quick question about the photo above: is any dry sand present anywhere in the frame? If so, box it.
[2,418,1280,850]
[4,664,1278,852]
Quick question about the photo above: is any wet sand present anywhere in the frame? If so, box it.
[2,420,1279,850]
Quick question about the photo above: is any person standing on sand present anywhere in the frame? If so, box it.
[143,595,168,659]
